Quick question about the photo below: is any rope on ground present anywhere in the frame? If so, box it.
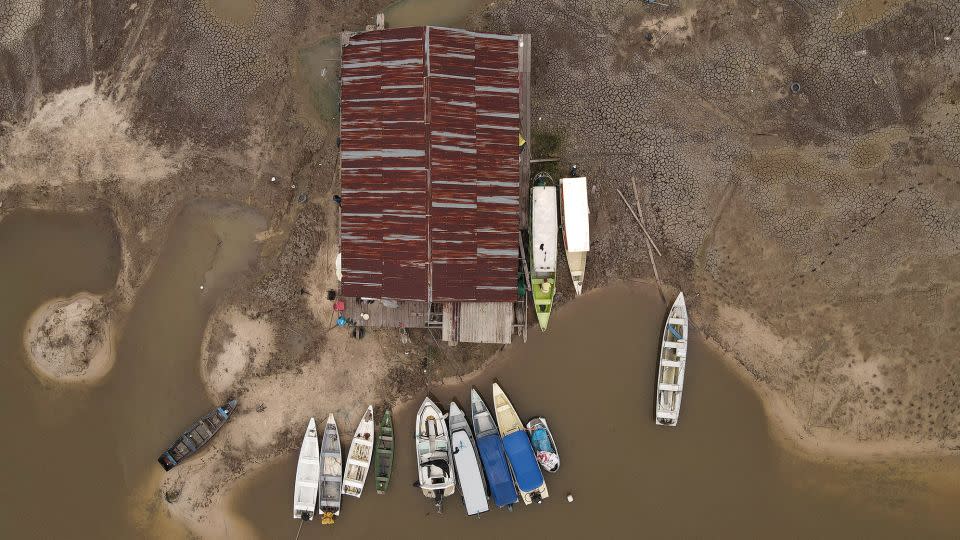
[295,520,304,540]
[616,187,663,256]
[631,178,666,303]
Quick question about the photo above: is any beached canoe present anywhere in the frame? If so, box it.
[373,409,394,494]
[293,418,321,520]
[655,292,689,426]
[531,172,559,331]
[318,414,342,525]
[448,401,489,516]
[342,406,374,497]
[525,417,560,473]
[560,176,589,295]
[157,399,237,471]
[471,388,519,509]
[492,383,549,504]
[416,397,455,512]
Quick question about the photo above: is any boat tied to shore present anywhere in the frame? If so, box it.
[560,175,590,295]
[448,401,490,516]
[471,388,519,509]
[157,399,237,471]
[530,172,559,331]
[319,414,343,524]
[655,292,689,426]
[492,383,549,504]
[525,417,560,473]
[293,418,321,520]
[342,406,374,498]
[373,409,394,494]
[415,397,456,512]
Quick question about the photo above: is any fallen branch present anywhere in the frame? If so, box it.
[616,188,663,257]
[632,178,666,302]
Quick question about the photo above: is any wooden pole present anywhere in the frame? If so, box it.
[616,188,663,256]
[632,178,666,302]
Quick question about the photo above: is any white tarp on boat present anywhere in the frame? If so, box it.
[531,186,558,274]
[451,431,489,516]
[560,177,589,253]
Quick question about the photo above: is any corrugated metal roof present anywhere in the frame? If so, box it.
[340,26,521,302]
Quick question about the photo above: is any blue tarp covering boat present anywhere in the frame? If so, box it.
[476,434,518,507]
[502,431,545,493]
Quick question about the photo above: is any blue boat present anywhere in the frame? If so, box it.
[470,388,519,508]
[492,383,549,504]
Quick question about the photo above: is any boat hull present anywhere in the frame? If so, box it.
[318,414,342,524]
[470,389,519,508]
[158,399,237,471]
[293,418,320,520]
[655,292,689,426]
[416,398,455,506]
[492,384,549,504]
[526,417,560,473]
[448,401,489,516]
[373,409,394,494]
[342,406,374,497]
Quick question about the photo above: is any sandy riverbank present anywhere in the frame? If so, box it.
[23,292,116,383]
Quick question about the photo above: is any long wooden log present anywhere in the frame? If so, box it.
[616,188,663,257]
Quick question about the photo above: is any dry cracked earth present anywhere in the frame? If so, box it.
[2,0,960,533]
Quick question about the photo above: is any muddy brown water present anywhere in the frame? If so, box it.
[0,203,265,538]
[231,286,960,539]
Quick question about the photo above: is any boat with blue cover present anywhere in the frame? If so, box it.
[492,383,549,504]
[470,388,518,509]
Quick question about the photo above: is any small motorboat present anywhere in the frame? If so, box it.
[525,417,559,473]
[293,418,321,520]
[448,401,489,516]
[318,415,342,525]
[655,292,689,426]
[342,406,374,497]
[415,397,455,512]
[493,383,548,504]
[157,399,237,471]
[471,388,519,509]
[373,409,394,494]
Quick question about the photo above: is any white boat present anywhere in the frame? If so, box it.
[293,418,321,520]
[318,414,342,525]
[525,417,560,473]
[560,176,590,295]
[492,383,549,504]
[655,292,689,426]
[342,406,374,497]
[470,389,518,508]
[416,397,455,511]
[447,401,489,516]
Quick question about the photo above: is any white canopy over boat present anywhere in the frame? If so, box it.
[560,177,589,295]
[448,402,489,516]
[531,185,558,275]
[293,418,320,520]
[655,292,689,426]
[342,406,375,497]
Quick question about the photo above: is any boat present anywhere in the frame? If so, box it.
[656,292,689,426]
[318,414,342,525]
[415,397,455,511]
[373,409,394,494]
[470,388,518,509]
[448,401,489,516]
[158,399,237,471]
[293,418,321,520]
[525,417,560,473]
[341,405,375,497]
[560,176,590,295]
[492,383,548,504]
[530,172,559,330]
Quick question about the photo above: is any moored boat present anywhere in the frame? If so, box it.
[560,175,590,295]
[158,399,237,471]
[525,417,560,473]
[318,414,342,525]
[448,401,489,516]
[342,406,374,497]
[530,172,559,330]
[656,292,689,426]
[293,418,321,520]
[373,409,394,494]
[415,397,455,512]
[470,388,519,509]
[492,383,548,504]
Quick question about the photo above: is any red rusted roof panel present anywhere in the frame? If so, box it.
[340,26,520,302]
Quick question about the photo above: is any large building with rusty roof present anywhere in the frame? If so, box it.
[336,25,531,344]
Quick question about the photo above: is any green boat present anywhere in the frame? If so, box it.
[373,409,394,494]
[530,173,559,330]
